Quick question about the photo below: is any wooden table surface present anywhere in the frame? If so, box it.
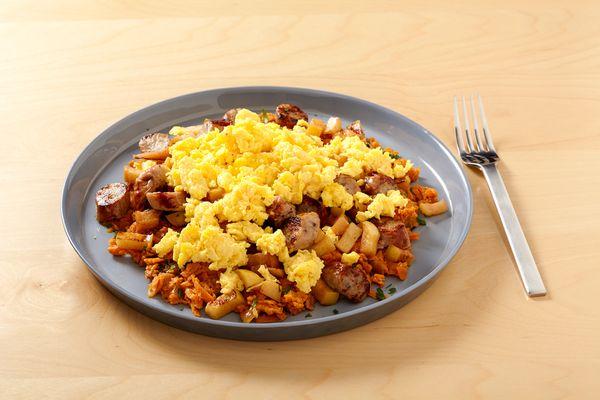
[1,1,599,398]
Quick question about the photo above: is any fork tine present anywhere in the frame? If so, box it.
[461,96,474,152]
[470,95,485,151]
[453,96,466,153]
[477,94,496,151]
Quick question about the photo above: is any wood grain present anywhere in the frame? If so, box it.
[1,0,599,398]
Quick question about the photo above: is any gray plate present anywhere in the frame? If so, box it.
[61,86,472,341]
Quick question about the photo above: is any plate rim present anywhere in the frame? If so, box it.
[61,85,473,331]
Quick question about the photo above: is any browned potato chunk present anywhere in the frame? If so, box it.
[205,290,245,319]
[124,165,142,184]
[166,211,186,227]
[115,232,150,250]
[384,245,402,262]
[419,200,448,216]
[311,279,339,306]
[133,209,161,232]
[260,280,282,301]
[311,235,337,257]
[235,269,264,289]
[360,220,380,256]
[325,117,342,134]
[336,223,362,253]
[331,214,350,236]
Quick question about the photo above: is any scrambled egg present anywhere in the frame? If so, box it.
[283,250,324,293]
[356,190,408,222]
[154,109,410,293]
[153,228,179,257]
[322,226,339,244]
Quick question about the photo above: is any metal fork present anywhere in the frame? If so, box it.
[454,95,546,297]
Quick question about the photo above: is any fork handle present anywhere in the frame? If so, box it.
[481,164,547,297]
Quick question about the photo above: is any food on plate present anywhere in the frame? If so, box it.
[96,104,447,322]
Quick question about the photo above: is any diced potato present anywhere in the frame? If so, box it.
[241,306,258,323]
[115,232,150,251]
[260,280,282,301]
[315,229,326,243]
[331,214,350,236]
[325,117,342,134]
[166,211,186,227]
[419,200,448,216]
[330,207,344,217]
[385,245,402,262]
[205,290,245,319]
[360,220,380,256]
[306,118,326,136]
[133,209,161,231]
[311,235,337,256]
[124,165,142,184]
[208,187,225,202]
[235,269,264,289]
[311,279,339,306]
[336,223,362,253]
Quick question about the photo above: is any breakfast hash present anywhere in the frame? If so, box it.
[95,104,448,322]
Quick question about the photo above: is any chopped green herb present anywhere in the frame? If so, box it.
[388,287,397,295]
[417,216,427,226]
[305,313,312,318]
[376,287,386,301]
[251,297,258,307]
[166,264,177,273]
[281,286,291,295]
[389,153,402,159]
[385,283,392,289]
[177,288,184,298]
[259,109,269,123]
[179,307,184,311]
[333,309,339,315]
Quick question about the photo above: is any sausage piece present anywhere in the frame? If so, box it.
[296,197,322,215]
[131,165,167,209]
[321,262,370,303]
[139,133,170,153]
[146,191,186,211]
[266,196,296,226]
[223,108,242,122]
[376,218,411,249]
[282,212,320,252]
[335,174,360,195]
[363,173,398,195]
[275,103,308,129]
[347,120,364,136]
[96,183,130,223]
